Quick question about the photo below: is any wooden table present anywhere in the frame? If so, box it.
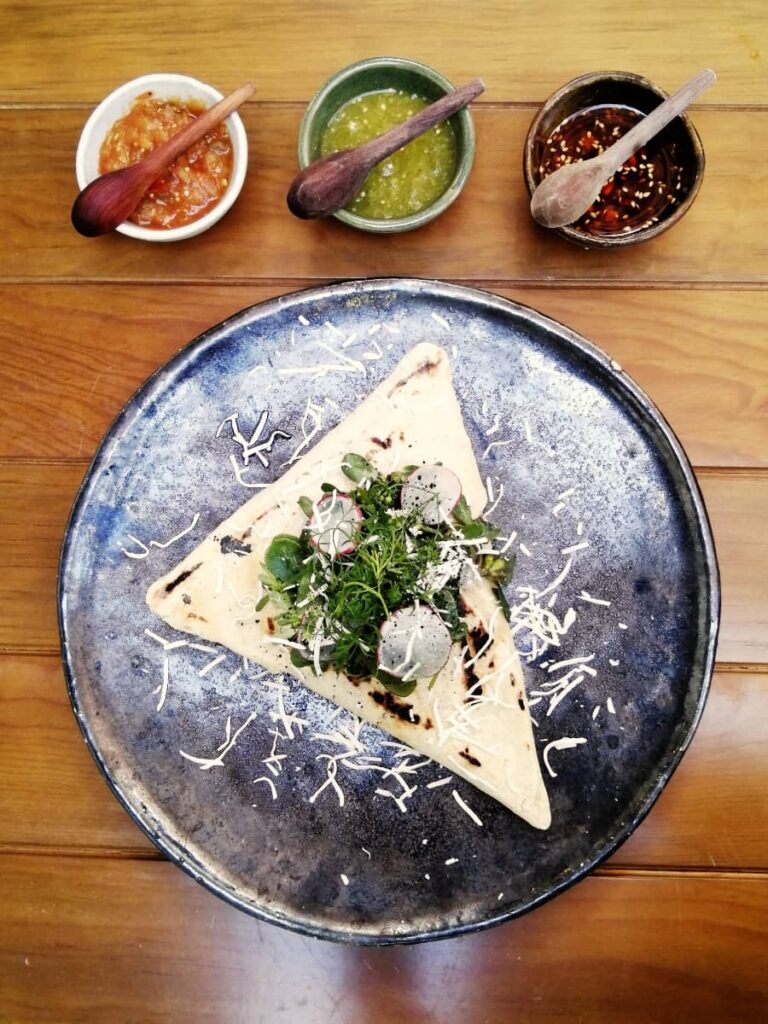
[1,3,766,1020]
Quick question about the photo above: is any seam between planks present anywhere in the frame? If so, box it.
[1,100,764,112]
[1,644,764,676]
[1,278,767,290]
[0,844,766,876]
[2,458,766,475]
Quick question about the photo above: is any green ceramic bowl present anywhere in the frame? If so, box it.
[297,57,477,233]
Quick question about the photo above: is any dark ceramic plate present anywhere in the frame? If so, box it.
[59,278,718,944]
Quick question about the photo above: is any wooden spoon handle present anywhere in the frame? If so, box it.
[140,81,254,177]
[356,78,485,167]
[603,68,715,172]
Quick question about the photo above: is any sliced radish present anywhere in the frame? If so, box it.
[401,465,462,525]
[377,603,452,681]
[309,491,362,556]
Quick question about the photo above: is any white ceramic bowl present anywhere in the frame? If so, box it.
[75,73,249,242]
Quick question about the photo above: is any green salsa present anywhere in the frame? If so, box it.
[320,89,458,220]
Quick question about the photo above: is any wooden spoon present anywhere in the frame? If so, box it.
[529,68,716,229]
[71,81,255,237]
[287,78,484,219]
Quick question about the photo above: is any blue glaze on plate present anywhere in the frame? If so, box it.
[58,278,719,944]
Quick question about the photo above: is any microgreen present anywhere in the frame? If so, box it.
[261,454,515,694]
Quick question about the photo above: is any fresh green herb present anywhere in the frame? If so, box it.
[341,453,375,484]
[261,455,515,694]
[264,534,303,583]
[375,669,418,698]
[297,496,314,518]
[452,494,473,526]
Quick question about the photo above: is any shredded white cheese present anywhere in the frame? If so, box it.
[180,712,259,770]
[452,790,483,827]
[121,512,200,560]
[252,776,278,800]
[482,437,516,460]
[426,777,453,789]
[579,590,610,607]
[542,737,587,778]
[562,541,590,555]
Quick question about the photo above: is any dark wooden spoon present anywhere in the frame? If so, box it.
[71,81,255,237]
[287,78,484,219]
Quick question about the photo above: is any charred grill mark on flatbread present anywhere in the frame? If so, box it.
[387,357,441,397]
[370,689,420,724]
[459,747,482,767]
[182,594,192,605]
[252,506,275,525]
[187,612,208,623]
[414,358,440,377]
[462,624,492,696]
[266,618,276,635]
[219,535,252,557]
[468,625,490,653]
[462,655,482,696]
[164,562,202,594]
[518,696,526,710]
[371,435,392,449]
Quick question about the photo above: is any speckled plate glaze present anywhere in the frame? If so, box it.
[59,278,719,945]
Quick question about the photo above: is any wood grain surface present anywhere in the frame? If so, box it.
[2,107,767,284]
[2,0,767,1019]
[1,285,766,466]
[1,856,766,1024]
[1,0,764,104]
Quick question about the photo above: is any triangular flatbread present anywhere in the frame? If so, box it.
[147,343,551,829]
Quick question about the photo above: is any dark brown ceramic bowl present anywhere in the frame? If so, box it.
[523,71,705,248]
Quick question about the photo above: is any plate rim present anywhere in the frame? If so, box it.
[58,276,720,945]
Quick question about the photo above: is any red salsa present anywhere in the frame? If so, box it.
[537,104,684,236]
[99,91,234,230]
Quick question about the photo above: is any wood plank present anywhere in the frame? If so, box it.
[0,464,763,661]
[0,655,155,855]
[2,656,766,871]
[1,854,766,1023]
[0,0,765,105]
[699,472,768,665]
[1,284,766,467]
[615,672,768,868]
[1,107,767,284]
